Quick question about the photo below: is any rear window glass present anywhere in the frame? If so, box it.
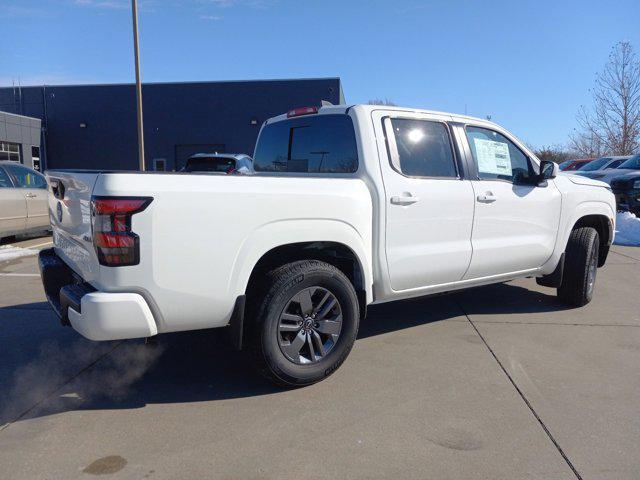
[185,157,235,172]
[253,114,358,173]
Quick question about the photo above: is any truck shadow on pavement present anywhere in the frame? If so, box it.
[0,281,569,426]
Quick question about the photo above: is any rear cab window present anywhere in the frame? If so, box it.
[253,114,358,173]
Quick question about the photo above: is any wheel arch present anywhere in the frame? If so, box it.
[572,213,613,267]
[229,219,373,308]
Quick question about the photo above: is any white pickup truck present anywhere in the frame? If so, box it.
[40,104,616,386]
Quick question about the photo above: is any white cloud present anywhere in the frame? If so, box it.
[200,14,222,20]
[73,0,128,9]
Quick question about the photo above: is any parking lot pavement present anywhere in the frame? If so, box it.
[0,240,637,479]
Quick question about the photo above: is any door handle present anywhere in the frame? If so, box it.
[25,193,37,198]
[390,195,420,205]
[476,192,497,203]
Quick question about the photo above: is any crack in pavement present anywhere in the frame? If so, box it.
[468,320,640,327]
[0,342,123,433]
[456,299,584,480]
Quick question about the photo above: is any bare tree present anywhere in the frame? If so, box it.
[571,41,640,155]
[368,98,397,106]
[534,144,573,164]
[568,130,605,158]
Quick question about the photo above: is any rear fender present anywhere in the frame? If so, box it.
[228,219,373,304]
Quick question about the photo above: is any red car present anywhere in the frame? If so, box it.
[559,158,595,171]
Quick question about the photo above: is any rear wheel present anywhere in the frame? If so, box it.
[248,260,359,386]
[557,227,599,307]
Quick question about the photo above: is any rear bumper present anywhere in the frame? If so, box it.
[38,248,157,341]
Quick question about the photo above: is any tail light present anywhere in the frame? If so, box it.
[91,196,152,266]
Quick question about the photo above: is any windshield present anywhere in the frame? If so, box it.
[559,160,574,169]
[577,158,610,171]
[618,155,640,170]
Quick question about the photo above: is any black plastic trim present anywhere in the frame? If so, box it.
[536,253,565,288]
[228,295,246,350]
[38,248,95,325]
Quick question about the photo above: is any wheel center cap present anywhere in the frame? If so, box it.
[303,317,314,331]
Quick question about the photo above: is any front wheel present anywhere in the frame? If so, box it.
[557,227,599,307]
[248,260,359,386]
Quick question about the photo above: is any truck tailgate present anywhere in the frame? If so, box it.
[46,171,101,283]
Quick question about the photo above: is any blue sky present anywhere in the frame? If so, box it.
[2,0,639,147]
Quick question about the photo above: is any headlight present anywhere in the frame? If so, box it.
[633,180,640,189]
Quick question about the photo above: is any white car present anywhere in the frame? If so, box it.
[181,153,254,174]
[39,104,616,386]
[0,161,49,240]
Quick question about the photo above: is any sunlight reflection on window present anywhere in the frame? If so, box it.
[407,129,425,143]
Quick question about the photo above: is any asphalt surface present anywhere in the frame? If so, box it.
[0,235,638,479]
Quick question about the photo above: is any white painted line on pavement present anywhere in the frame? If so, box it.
[28,241,54,249]
[0,273,41,277]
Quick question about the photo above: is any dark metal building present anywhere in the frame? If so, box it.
[0,78,344,171]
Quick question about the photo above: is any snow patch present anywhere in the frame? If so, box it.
[0,245,38,263]
[614,212,640,246]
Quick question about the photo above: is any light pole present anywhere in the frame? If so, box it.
[131,0,145,171]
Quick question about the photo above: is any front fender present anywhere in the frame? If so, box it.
[228,218,373,303]
[540,200,615,274]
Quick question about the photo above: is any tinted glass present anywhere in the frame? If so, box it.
[185,157,235,172]
[578,157,610,171]
[4,164,47,189]
[606,159,624,169]
[254,114,358,173]
[0,167,13,188]
[559,160,573,170]
[466,126,534,182]
[618,155,640,170]
[389,119,457,177]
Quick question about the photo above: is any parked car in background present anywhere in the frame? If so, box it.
[580,154,640,185]
[181,153,254,174]
[559,158,594,171]
[40,104,615,386]
[610,171,640,215]
[0,162,49,240]
[574,156,629,177]
[573,156,629,180]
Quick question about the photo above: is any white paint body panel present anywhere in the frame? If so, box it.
[45,104,616,341]
[68,292,157,341]
[465,180,562,279]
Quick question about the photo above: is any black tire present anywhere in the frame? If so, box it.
[248,260,359,386]
[557,227,599,307]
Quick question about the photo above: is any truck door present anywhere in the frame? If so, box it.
[373,111,475,291]
[461,125,561,279]
[0,166,27,235]
[4,163,50,230]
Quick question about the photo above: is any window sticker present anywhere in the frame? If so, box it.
[473,138,512,175]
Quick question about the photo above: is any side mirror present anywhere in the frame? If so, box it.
[539,160,558,182]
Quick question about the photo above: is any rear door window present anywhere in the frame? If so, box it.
[386,118,457,177]
[254,114,358,173]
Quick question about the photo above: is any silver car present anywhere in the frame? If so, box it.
[573,155,629,178]
[0,162,50,239]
